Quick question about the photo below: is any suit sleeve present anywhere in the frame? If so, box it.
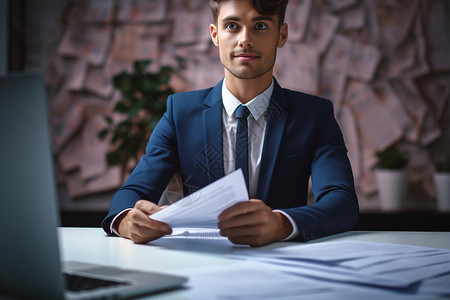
[280,100,359,241]
[101,95,180,233]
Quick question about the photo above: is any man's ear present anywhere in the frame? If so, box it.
[278,23,288,48]
[210,24,219,46]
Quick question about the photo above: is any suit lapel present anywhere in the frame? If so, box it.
[257,80,289,201]
[202,79,224,183]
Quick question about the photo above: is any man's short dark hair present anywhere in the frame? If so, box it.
[210,0,289,27]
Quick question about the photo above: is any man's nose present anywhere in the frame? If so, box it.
[238,28,254,48]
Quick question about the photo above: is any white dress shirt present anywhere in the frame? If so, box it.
[221,79,270,199]
[221,79,298,240]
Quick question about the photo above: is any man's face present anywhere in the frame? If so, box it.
[210,0,288,80]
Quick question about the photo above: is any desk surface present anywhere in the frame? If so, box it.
[58,228,450,299]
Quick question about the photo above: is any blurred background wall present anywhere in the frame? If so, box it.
[4,0,450,228]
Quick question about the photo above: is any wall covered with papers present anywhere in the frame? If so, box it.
[19,0,450,211]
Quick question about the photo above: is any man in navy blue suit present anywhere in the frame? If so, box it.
[102,0,359,246]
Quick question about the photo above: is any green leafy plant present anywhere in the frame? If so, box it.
[375,145,409,169]
[98,59,174,179]
[435,156,450,173]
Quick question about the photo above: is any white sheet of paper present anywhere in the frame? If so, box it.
[230,240,450,288]
[249,257,411,288]
[339,250,447,269]
[378,261,450,283]
[150,169,249,228]
[174,260,334,300]
[174,259,434,300]
[236,240,434,262]
[360,252,450,275]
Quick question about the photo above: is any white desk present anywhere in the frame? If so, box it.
[58,228,450,299]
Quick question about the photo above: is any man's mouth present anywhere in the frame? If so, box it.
[233,52,260,62]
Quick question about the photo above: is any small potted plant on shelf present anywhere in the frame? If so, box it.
[434,157,450,211]
[374,145,409,211]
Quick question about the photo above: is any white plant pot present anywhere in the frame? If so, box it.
[375,169,408,211]
[434,172,450,212]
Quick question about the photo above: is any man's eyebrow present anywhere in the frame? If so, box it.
[221,16,241,24]
[220,15,274,24]
[252,16,274,22]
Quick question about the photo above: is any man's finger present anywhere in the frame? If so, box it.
[220,224,262,238]
[218,211,262,230]
[134,199,163,215]
[218,199,262,221]
[127,208,172,234]
[128,222,169,243]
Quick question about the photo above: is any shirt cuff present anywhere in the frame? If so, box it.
[273,210,299,241]
[110,208,132,236]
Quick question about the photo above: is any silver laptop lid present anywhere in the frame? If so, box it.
[0,72,188,300]
[0,72,65,299]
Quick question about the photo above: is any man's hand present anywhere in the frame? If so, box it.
[117,200,172,244]
[217,199,293,247]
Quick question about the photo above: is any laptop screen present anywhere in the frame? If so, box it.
[0,72,66,299]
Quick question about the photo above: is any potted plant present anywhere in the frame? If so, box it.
[434,157,450,211]
[98,59,175,181]
[374,145,409,211]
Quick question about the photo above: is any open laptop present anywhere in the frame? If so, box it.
[0,72,187,299]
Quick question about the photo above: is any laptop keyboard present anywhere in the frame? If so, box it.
[65,273,130,292]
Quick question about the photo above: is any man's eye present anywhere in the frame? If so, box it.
[255,23,268,30]
[225,23,238,30]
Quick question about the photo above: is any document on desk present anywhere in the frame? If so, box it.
[230,240,450,289]
[176,259,437,300]
[150,169,248,229]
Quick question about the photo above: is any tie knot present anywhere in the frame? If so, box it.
[235,105,250,120]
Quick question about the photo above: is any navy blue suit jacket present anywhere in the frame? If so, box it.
[102,79,359,241]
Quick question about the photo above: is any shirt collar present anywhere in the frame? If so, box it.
[222,78,273,121]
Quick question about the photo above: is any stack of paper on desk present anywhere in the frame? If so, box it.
[176,260,437,300]
[229,240,450,294]
[151,238,450,299]
[165,240,450,300]
[150,169,248,229]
